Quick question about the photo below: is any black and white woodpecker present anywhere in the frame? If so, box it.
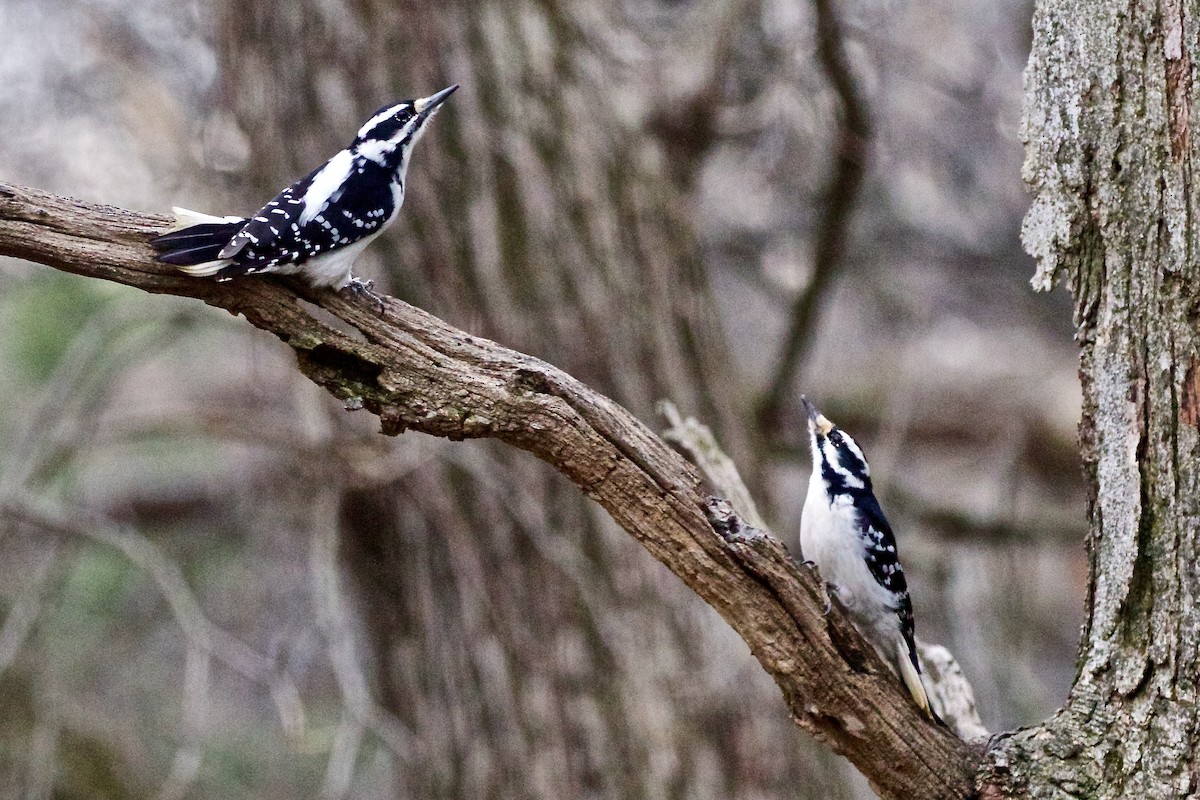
[800,397,935,719]
[150,85,458,292]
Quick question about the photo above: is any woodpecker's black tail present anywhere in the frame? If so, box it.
[149,208,246,276]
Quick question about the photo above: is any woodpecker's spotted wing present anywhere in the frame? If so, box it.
[852,493,918,669]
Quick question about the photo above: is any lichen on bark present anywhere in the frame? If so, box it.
[1004,0,1200,796]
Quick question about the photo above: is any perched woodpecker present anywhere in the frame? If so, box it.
[800,397,935,719]
[150,84,458,292]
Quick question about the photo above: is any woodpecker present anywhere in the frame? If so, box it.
[150,84,458,293]
[800,397,935,719]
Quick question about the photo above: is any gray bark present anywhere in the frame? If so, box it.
[993,0,1200,796]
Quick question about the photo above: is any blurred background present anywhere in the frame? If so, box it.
[0,0,1084,797]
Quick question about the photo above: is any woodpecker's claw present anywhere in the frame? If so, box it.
[802,560,835,614]
[821,583,837,616]
[345,277,385,316]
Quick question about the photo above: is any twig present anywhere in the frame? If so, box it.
[2,496,306,738]
[322,713,366,800]
[0,182,977,800]
[758,0,873,433]
[154,648,210,800]
[0,299,198,494]
[0,544,60,679]
[309,492,416,766]
[26,692,59,800]
[659,400,767,530]
[897,488,1087,547]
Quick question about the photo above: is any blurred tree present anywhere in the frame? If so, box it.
[214,1,858,798]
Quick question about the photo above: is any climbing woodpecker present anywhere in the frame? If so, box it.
[150,84,458,293]
[800,397,935,719]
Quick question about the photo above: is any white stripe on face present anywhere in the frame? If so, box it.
[821,437,865,490]
[358,104,403,140]
[355,116,420,164]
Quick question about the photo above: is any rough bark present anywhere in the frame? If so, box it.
[990,1,1200,797]
[0,181,977,799]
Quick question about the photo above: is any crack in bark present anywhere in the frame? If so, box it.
[1163,0,1192,161]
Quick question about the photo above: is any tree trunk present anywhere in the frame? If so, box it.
[992,0,1200,795]
[216,2,856,797]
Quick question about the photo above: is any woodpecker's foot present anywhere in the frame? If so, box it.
[812,578,839,616]
[345,277,385,316]
[801,560,834,614]
[820,584,835,616]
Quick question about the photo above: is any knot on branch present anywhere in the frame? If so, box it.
[705,496,768,543]
[507,366,557,396]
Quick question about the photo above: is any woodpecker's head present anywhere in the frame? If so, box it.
[803,397,872,495]
[352,84,459,173]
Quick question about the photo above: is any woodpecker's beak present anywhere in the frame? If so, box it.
[414,84,459,116]
[801,396,835,437]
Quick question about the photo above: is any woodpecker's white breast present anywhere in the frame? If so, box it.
[282,236,376,289]
[800,477,905,648]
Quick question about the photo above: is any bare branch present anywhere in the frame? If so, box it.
[0,182,979,799]
[660,399,767,529]
[758,0,873,432]
[921,644,990,743]
[154,648,209,800]
[0,544,60,679]
[2,495,306,739]
[309,491,416,765]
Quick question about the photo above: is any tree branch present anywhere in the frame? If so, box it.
[660,399,769,529]
[758,0,872,433]
[0,182,979,799]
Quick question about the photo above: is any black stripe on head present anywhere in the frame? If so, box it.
[354,102,417,146]
[816,426,873,496]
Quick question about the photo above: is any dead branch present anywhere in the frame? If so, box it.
[660,399,768,529]
[0,182,979,799]
[758,0,873,433]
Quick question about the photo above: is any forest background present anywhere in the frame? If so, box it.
[0,1,1078,798]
